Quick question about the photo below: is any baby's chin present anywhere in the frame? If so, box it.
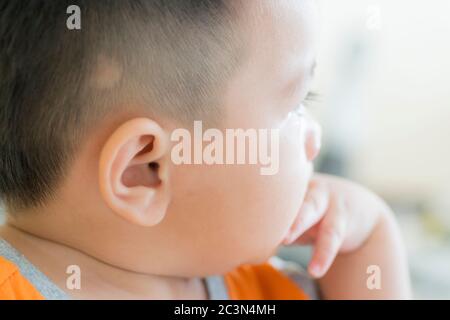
[241,249,278,267]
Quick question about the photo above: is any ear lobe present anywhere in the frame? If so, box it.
[99,118,170,227]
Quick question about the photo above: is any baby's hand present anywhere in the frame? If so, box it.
[283,174,391,278]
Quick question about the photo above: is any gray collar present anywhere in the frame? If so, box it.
[0,238,70,299]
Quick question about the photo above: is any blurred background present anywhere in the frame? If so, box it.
[279,0,450,299]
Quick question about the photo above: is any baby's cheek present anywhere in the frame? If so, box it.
[277,118,311,226]
[244,124,310,261]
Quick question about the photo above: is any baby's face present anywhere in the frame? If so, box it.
[167,0,320,274]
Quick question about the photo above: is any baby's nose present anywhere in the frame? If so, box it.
[304,114,322,162]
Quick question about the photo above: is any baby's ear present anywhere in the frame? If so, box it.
[98,118,170,226]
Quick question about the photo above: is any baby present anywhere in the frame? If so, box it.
[0,0,410,299]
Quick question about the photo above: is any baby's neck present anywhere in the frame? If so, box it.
[0,224,207,299]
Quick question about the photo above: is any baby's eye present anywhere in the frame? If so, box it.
[293,91,319,116]
[292,91,319,117]
[304,91,319,106]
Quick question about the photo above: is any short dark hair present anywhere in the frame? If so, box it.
[0,0,243,212]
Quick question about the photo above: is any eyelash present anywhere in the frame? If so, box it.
[293,91,319,115]
[304,91,319,106]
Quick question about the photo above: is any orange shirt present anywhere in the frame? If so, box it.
[225,262,310,300]
[0,236,315,300]
[0,255,312,300]
[0,256,44,300]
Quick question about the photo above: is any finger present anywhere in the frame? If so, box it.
[308,197,347,278]
[283,181,330,245]
[293,225,320,245]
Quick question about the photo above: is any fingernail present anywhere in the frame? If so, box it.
[309,263,322,278]
[283,236,293,245]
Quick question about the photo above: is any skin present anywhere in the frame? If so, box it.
[0,0,410,299]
